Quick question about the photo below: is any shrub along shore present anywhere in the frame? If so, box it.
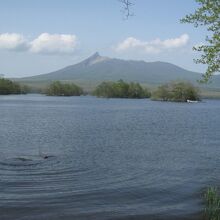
[0,78,30,95]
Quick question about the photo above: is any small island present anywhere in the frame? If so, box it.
[0,78,30,95]
[93,80,151,98]
[45,81,83,96]
[151,81,200,102]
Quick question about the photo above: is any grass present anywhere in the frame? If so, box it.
[204,187,220,220]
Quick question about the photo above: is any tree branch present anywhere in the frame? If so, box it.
[119,0,134,19]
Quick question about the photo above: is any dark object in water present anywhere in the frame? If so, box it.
[39,150,49,159]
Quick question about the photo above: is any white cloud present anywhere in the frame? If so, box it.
[0,32,78,55]
[0,33,29,51]
[30,33,77,54]
[115,34,189,53]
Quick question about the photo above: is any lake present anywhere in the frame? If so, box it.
[0,95,220,220]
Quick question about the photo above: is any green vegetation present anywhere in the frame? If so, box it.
[151,81,200,102]
[204,187,220,220]
[181,0,220,82]
[0,78,30,95]
[15,79,220,99]
[93,80,151,98]
[46,81,83,96]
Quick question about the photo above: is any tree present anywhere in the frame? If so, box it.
[181,0,220,83]
[46,81,83,96]
[152,81,200,102]
[128,82,151,98]
[0,78,29,95]
[119,0,134,19]
[93,80,150,98]
[152,84,171,101]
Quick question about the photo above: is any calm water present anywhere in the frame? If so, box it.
[0,95,220,220]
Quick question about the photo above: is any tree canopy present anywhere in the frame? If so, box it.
[93,80,151,98]
[181,0,220,82]
[46,81,83,96]
[0,78,30,95]
[152,81,200,102]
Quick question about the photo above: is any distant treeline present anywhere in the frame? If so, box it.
[151,81,200,102]
[93,80,151,98]
[0,78,30,95]
[1,78,201,102]
[46,81,83,96]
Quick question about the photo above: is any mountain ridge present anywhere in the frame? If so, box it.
[18,52,220,89]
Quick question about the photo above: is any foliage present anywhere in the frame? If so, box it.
[0,78,30,95]
[93,80,151,98]
[151,81,200,102]
[204,187,220,220]
[181,0,220,82]
[46,81,83,96]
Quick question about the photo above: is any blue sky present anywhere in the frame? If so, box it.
[0,0,207,77]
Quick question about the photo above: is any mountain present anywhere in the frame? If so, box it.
[18,52,220,89]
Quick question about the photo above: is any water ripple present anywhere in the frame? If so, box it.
[1,96,220,219]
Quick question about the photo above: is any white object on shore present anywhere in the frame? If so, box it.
[187,100,198,103]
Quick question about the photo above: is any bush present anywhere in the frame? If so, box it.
[151,81,200,102]
[0,78,30,95]
[46,81,83,96]
[93,80,151,98]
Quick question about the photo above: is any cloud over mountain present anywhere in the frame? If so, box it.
[115,34,189,53]
[30,33,77,54]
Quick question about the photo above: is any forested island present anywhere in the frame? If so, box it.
[45,81,83,96]
[0,78,30,95]
[151,81,200,102]
[93,80,151,98]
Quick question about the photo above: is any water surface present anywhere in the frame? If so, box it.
[0,95,220,220]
